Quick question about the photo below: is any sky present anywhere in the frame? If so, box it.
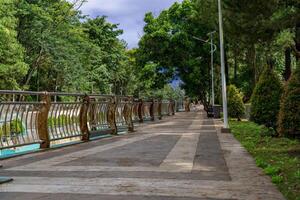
[78,0,182,49]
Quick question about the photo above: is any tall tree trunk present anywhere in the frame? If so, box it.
[246,44,256,98]
[23,48,44,88]
[296,22,300,62]
[234,51,238,85]
[267,57,275,70]
[284,47,291,81]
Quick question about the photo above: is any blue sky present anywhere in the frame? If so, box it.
[78,0,182,48]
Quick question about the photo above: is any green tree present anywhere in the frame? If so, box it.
[17,0,90,91]
[138,0,213,107]
[278,67,300,136]
[227,85,245,120]
[0,0,28,89]
[250,66,283,128]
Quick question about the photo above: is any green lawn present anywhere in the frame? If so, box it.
[230,120,300,200]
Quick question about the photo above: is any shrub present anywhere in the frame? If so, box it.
[278,67,300,136]
[227,85,245,120]
[250,67,283,128]
[272,175,284,184]
[260,125,277,137]
[264,166,281,176]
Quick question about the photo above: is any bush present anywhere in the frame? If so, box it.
[260,125,277,137]
[227,85,245,120]
[278,67,300,136]
[250,67,283,128]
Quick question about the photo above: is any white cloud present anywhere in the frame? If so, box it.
[79,0,182,48]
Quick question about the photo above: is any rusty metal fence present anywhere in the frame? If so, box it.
[0,90,183,151]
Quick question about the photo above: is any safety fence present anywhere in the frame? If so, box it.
[0,90,190,150]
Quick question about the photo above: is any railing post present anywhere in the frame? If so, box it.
[37,92,51,149]
[169,99,175,115]
[138,99,143,123]
[107,97,117,134]
[171,100,175,115]
[150,99,155,121]
[123,97,134,132]
[88,98,97,132]
[167,100,171,116]
[158,99,162,120]
[184,98,191,112]
[80,95,90,142]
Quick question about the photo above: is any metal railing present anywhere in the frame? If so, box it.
[176,99,185,112]
[47,93,83,142]
[162,100,175,116]
[131,100,141,122]
[0,91,43,149]
[87,95,115,135]
[0,90,188,151]
[142,101,152,121]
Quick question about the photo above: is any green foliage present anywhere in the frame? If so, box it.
[0,0,138,94]
[255,158,268,168]
[48,115,79,127]
[0,0,28,89]
[83,16,130,94]
[259,125,277,137]
[144,85,185,100]
[278,67,300,136]
[250,67,283,128]
[230,120,300,200]
[0,119,25,136]
[264,166,281,176]
[138,0,212,103]
[227,85,245,120]
[272,175,284,184]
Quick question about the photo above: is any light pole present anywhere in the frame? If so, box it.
[218,0,230,132]
[208,31,216,106]
[192,33,217,106]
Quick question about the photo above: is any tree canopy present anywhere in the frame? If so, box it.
[137,0,300,105]
[0,0,299,102]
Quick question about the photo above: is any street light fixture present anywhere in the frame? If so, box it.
[208,31,216,106]
[192,33,217,107]
[218,0,230,133]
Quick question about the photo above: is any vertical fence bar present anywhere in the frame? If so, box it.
[37,92,51,149]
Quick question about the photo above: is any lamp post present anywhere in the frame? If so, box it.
[218,0,230,132]
[192,33,217,106]
[208,31,216,106]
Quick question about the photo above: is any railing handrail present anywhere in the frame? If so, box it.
[0,90,133,99]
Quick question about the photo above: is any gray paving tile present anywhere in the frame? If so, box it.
[59,135,180,167]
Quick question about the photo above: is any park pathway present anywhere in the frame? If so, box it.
[0,106,285,200]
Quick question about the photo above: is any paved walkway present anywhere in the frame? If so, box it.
[0,107,285,200]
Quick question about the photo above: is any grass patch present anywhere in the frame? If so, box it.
[230,120,300,200]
